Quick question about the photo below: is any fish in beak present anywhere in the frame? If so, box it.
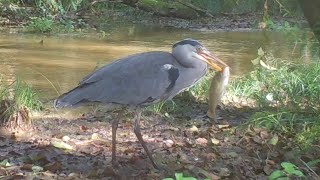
[197,48,228,72]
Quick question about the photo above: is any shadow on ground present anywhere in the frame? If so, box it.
[0,101,319,179]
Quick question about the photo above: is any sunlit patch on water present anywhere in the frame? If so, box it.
[0,27,308,101]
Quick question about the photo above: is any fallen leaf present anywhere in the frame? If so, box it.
[217,124,230,129]
[91,133,101,140]
[260,130,269,140]
[253,136,263,144]
[51,139,73,150]
[196,138,208,146]
[211,138,220,145]
[62,136,70,142]
[32,165,44,173]
[80,125,89,131]
[204,153,217,161]
[68,172,80,178]
[163,139,174,148]
[189,125,199,132]
[263,164,273,175]
[269,135,279,146]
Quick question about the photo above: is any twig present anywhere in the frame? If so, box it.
[31,68,60,96]
[300,158,320,178]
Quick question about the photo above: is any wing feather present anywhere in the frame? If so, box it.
[55,51,180,107]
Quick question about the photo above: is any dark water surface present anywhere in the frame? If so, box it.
[0,26,300,100]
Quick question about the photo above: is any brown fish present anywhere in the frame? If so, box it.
[207,67,230,121]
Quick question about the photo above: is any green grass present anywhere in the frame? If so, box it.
[0,77,42,126]
[26,17,55,33]
[228,60,320,113]
[14,78,42,111]
[226,49,320,149]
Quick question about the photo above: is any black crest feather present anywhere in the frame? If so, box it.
[173,38,202,48]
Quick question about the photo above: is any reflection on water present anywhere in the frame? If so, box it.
[0,26,310,100]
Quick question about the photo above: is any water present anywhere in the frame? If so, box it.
[0,26,302,100]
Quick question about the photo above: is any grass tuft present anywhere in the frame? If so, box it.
[0,77,42,127]
[227,48,320,149]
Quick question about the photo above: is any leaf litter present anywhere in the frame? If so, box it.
[0,104,319,179]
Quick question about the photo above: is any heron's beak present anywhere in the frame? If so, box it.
[197,49,228,72]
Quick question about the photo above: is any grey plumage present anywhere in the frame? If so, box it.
[55,43,208,108]
[54,39,228,169]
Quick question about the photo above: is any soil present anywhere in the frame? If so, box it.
[0,4,317,180]
[0,100,319,179]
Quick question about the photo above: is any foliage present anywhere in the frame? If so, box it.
[26,17,55,33]
[269,162,305,180]
[163,172,210,180]
[190,0,301,16]
[227,48,320,148]
[229,48,320,113]
[14,78,42,111]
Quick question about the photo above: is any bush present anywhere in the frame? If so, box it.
[26,17,54,33]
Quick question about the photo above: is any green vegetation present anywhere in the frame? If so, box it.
[0,77,42,127]
[269,162,305,180]
[230,50,320,113]
[0,0,306,33]
[163,172,210,180]
[26,17,55,33]
[227,49,320,148]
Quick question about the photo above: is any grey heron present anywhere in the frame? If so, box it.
[54,38,228,169]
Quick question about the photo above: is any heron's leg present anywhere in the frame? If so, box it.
[111,114,120,166]
[133,110,158,169]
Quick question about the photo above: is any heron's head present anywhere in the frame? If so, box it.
[172,39,228,72]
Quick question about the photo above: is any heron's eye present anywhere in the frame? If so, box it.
[196,46,203,52]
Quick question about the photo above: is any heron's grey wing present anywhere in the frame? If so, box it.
[55,52,180,107]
